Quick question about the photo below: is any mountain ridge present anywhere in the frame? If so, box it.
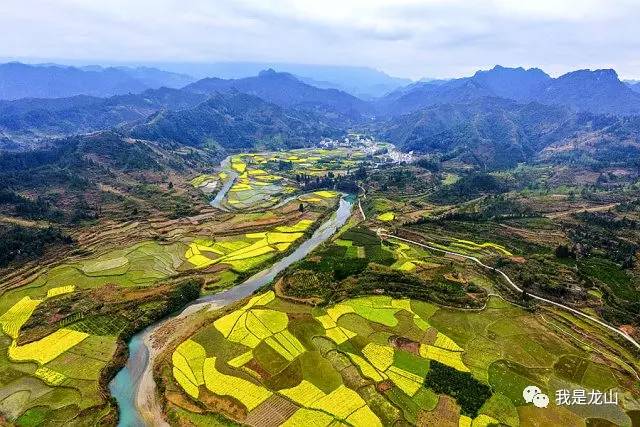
[0,62,195,100]
[379,66,640,116]
[183,69,373,118]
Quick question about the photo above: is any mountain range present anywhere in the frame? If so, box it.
[0,62,194,99]
[377,97,640,169]
[378,66,640,116]
[183,69,372,118]
[126,61,411,98]
[0,69,364,142]
[128,92,341,150]
[2,63,640,171]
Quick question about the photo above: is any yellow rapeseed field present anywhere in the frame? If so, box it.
[9,328,89,364]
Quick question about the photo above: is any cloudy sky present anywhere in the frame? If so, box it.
[3,0,639,79]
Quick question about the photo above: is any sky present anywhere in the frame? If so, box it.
[2,0,640,80]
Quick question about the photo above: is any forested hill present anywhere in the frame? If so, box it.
[128,92,342,149]
[0,69,364,143]
[374,98,640,169]
[2,64,640,173]
[0,130,218,224]
[184,69,373,118]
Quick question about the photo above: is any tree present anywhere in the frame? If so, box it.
[354,166,367,180]
[298,203,304,213]
[554,244,574,259]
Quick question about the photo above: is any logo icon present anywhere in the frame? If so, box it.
[523,385,549,408]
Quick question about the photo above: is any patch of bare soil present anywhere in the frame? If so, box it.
[199,388,247,421]
[244,394,299,427]
[416,395,460,427]
[388,335,421,355]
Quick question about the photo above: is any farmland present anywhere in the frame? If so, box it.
[162,289,638,426]
[157,152,640,426]
[0,142,390,425]
[0,206,330,424]
[201,148,373,211]
[3,139,640,426]
[0,145,379,425]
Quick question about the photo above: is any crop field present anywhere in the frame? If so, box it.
[0,197,328,424]
[190,174,218,189]
[0,279,119,425]
[184,219,314,272]
[163,289,637,426]
[197,148,367,211]
[377,211,395,222]
[0,240,188,316]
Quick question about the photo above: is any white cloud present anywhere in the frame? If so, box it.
[1,0,639,79]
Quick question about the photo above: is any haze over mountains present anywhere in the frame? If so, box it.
[183,69,372,117]
[147,61,412,99]
[0,61,409,100]
[4,62,640,118]
[2,61,640,171]
[0,62,195,99]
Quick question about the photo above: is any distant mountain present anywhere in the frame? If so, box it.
[0,70,361,143]
[536,69,640,115]
[378,98,573,168]
[184,69,372,118]
[0,62,195,100]
[295,75,406,100]
[377,80,492,116]
[626,81,640,93]
[380,66,640,116]
[470,66,550,101]
[378,66,550,115]
[129,92,341,149]
[377,98,640,169]
[113,66,194,89]
[142,62,411,98]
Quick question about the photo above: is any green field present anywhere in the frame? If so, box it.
[164,291,638,426]
[184,219,314,272]
[5,142,640,427]
[0,283,119,426]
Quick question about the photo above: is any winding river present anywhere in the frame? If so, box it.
[209,156,238,211]
[109,195,355,426]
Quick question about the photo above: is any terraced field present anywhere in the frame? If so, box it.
[0,282,118,424]
[164,290,638,426]
[184,219,314,271]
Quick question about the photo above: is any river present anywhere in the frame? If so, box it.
[209,156,238,211]
[109,195,355,426]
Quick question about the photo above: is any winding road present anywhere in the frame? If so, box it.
[379,232,640,351]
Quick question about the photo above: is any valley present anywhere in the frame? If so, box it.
[1,65,640,427]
